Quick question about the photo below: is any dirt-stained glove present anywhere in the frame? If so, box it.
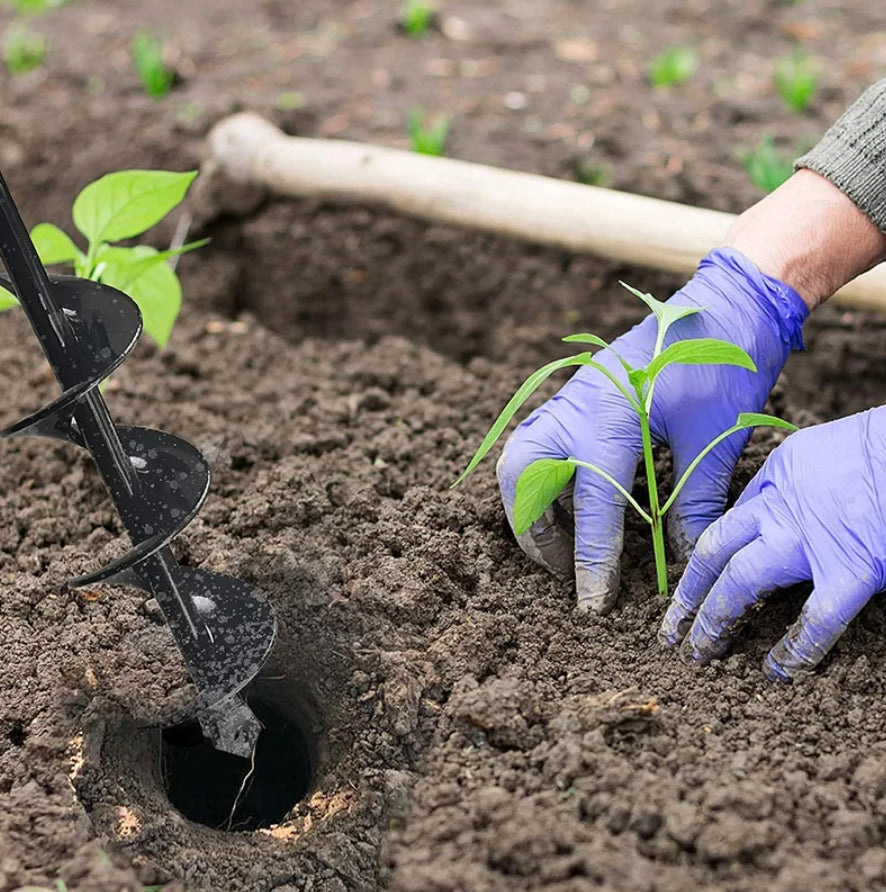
[496,248,808,612]
[659,408,886,679]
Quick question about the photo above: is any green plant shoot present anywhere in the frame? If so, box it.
[649,45,698,88]
[454,284,796,598]
[743,135,794,193]
[408,106,450,156]
[575,157,611,187]
[3,24,46,74]
[1,0,74,11]
[773,51,818,112]
[130,31,174,98]
[0,169,206,348]
[400,0,433,37]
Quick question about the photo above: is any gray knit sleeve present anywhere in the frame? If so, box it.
[795,78,886,232]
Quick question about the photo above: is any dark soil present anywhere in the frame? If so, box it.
[2,1,886,890]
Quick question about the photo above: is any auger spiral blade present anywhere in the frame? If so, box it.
[0,169,276,758]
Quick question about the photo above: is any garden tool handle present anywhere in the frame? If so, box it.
[208,112,886,315]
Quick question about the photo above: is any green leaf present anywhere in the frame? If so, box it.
[619,280,702,342]
[98,245,181,348]
[649,45,699,88]
[95,239,208,290]
[562,332,635,377]
[734,411,797,432]
[0,284,19,310]
[646,338,756,381]
[30,222,81,266]
[452,352,593,486]
[130,31,174,98]
[743,136,794,194]
[628,367,648,392]
[407,107,450,156]
[513,458,576,535]
[661,411,798,515]
[72,169,197,245]
[562,332,610,350]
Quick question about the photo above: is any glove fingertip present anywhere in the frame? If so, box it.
[657,609,693,649]
[679,636,708,665]
[515,521,573,578]
[657,569,703,647]
[763,651,793,683]
[575,565,620,614]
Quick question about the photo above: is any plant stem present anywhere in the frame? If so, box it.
[569,458,652,524]
[639,410,668,598]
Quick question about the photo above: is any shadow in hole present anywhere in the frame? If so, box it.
[162,695,312,831]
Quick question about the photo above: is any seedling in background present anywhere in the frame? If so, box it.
[400,0,433,37]
[3,24,46,74]
[744,135,794,193]
[575,157,611,187]
[454,284,796,598]
[0,169,206,348]
[275,90,304,111]
[774,51,818,112]
[408,106,450,156]
[130,31,174,98]
[649,45,698,88]
[0,0,74,11]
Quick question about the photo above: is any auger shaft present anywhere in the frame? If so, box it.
[0,173,202,638]
[0,170,276,757]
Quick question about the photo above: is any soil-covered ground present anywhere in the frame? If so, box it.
[2,1,886,890]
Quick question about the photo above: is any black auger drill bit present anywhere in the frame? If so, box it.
[0,169,276,758]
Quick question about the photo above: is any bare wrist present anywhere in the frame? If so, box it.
[724,169,886,311]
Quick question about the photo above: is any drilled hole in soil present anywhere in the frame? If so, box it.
[162,696,312,831]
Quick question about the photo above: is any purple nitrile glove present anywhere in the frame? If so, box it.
[659,408,886,679]
[496,248,808,612]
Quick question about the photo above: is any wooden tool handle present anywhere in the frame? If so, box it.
[209,112,886,313]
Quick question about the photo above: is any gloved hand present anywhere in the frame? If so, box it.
[496,248,807,612]
[659,408,886,679]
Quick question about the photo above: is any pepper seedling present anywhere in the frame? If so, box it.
[3,24,46,75]
[743,136,794,194]
[774,50,818,113]
[408,106,450,156]
[454,283,796,598]
[648,45,698,88]
[400,0,434,37]
[0,168,206,348]
[130,31,175,98]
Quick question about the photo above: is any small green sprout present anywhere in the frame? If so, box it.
[649,46,698,88]
[773,51,818,112]
[454,284,796,598]
[275,90,304,111]
[575,158,611,187]
[3,24,46,75]
[744,136,794,193]
[408,106,450,156]
[0,0,74,11]
[400,0,434,37]
[0,169,207,348]
[130,31,174,98]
